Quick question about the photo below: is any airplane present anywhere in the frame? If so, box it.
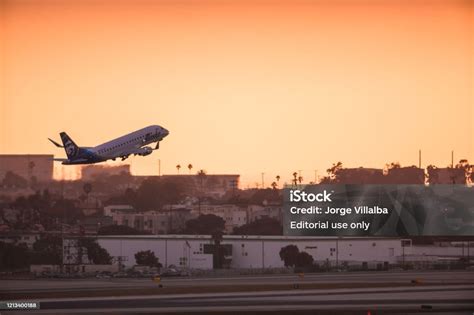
[48,125,169,165]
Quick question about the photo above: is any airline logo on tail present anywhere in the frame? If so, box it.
[60,132,79,158]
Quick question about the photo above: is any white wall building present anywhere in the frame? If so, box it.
[111,210,192,234]
[410,243,473,260]
[104,203,283,235]
[105,204,193,234]
[112,212,169,234]
[0,232,40,249]
[228,236,405,269]
[103,204,135,217]
[82,235,407,270]
[96,235,213,269]
[247,205,282,223]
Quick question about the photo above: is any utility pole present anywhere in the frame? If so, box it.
[61,227,64,273]
[418,150,421,169]
[402,242,405,268]
[451,150,454,168]
[468,241,470,265]
[230,179,237,196]
[261,172,265,188]
[165,239,168,268]
[168,204,173,232]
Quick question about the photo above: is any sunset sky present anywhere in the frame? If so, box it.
[0,0,472,186]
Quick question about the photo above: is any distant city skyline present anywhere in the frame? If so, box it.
[1,0,472,186]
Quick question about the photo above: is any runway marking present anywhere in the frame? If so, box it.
[9,284,474,303]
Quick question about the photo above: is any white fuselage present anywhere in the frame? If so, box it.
[93,125,168,159]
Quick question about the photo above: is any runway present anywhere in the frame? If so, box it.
[2,271,473,314]
[3,284,474,314]
[2,270,474,294]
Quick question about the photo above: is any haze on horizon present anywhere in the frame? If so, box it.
[0,0,472,186]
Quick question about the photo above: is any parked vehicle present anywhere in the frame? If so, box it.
[96,272,112,279]
[159,268,190,277]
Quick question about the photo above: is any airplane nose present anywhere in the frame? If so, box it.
[162,128,169,137]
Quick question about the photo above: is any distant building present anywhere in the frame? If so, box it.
[0,232,40,249]
[62,238,111,267]
[81,164,131,181]
[248,204,283,223]
[77,196,103,217]
[385,166,425,184]
[336,168,385,184]
[0,154,53,183]
[427,167,467,184]
[161,174,240,198]
[194,204,248,233]
[103,204,135,217]
[59,235,468,271]
[0,208,44,231]
[74,235,408,270]
[105,203,277,234]
[159,207,193,233]
[79,216,114,234]
[332,167,425,184]
[108,206,193,234]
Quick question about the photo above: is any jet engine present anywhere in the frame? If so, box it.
[136,146,153,156]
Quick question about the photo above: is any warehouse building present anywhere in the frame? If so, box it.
[71,235,408,270]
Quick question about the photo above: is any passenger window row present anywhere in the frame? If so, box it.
[98,136,145,154]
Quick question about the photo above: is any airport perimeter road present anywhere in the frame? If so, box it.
[1,270,474,295]
[3,284,474,314]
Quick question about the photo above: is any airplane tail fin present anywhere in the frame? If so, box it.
[60,132,80,159]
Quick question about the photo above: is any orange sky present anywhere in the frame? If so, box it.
[0,0,472,186]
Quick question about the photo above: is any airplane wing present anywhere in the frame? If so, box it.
[53,158,91,164]
[61,158,91,164]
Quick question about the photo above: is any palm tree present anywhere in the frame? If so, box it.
[197,169,207,193]
[292,172,298,187]
[188,164,193,174]
[176,164,181,174]
[276,175,280,182]
[197,170,207,215]
[298,176,303,184]
[271,181,278,190]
